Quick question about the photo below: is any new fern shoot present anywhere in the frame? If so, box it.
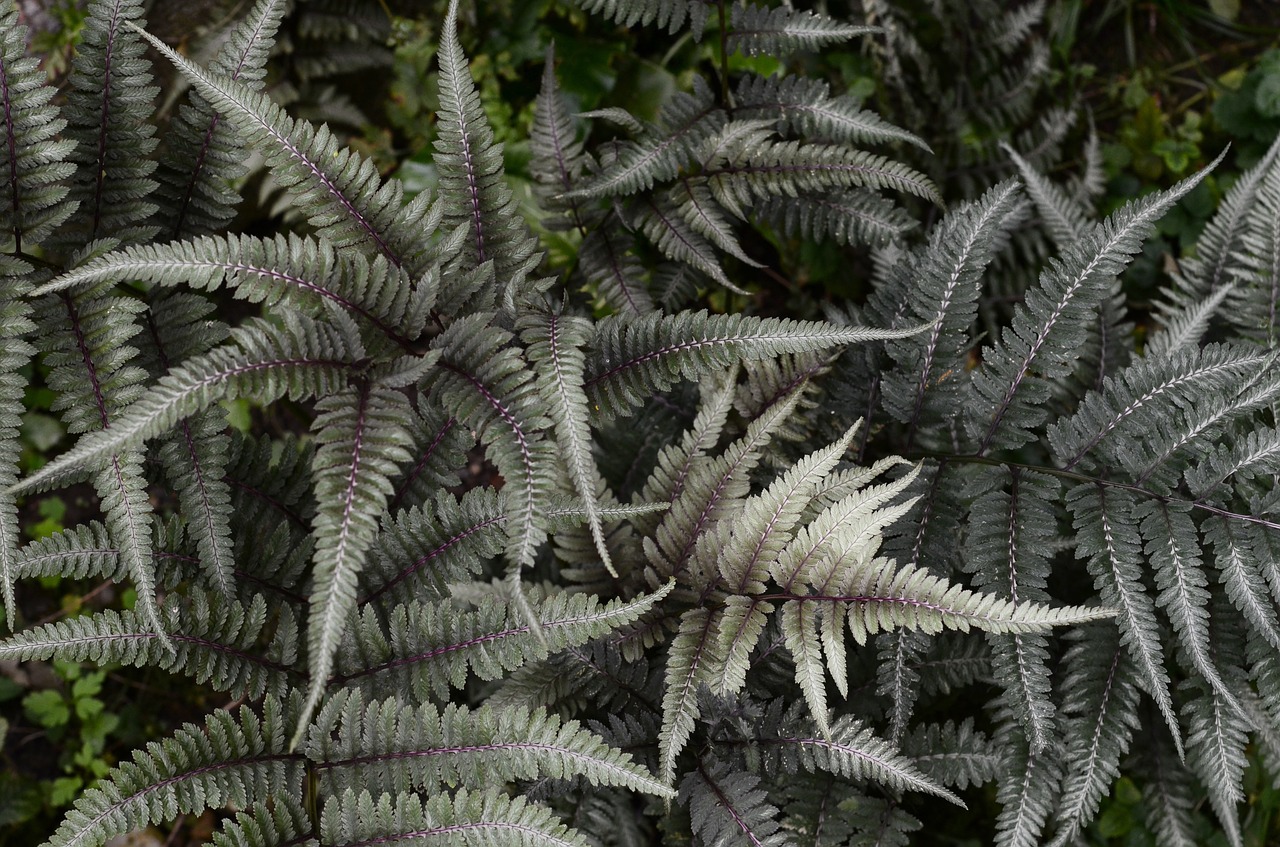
[0,1,1276,846]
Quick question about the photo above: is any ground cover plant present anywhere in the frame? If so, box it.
[3,0,1280,845]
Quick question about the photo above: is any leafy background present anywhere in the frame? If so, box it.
[2,0,1280,844]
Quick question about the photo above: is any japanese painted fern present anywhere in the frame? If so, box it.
[0,1,1275,846]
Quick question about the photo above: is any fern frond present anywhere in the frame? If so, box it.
[962,467,1058,752]
[0,8,75,252]
[728,3,876,57]
[530,44,591,228]
[361,488,505,607]
[1184,683,1248,847]
[993,728,1061,847]
[779,557,1114,644]
[333,585,672,701]
[1046,625,1141,847]
[154,0,285,240]
[1137,500,1245,718]
[435,0,540,303]
[1001,141,1089,248]
[13,312,363,494]
[138,30,435,274]
[708,139,942,216]
[62,0,157,245]
[320,788,590,847]
[901,719,1000,790]
[576,226,655,316]
[0,268,33,620]
[682,761,787,847]
[1139,728,1200,847]
[753,189,916,249]
[633,193,740,291]
[585,310,925,419]
[568,78,725,201]
[570,0,710,37]
[736,73,929,151]
[970,154,1223,453]
[1188,133,1280,300]
[46,698,303,847]
[881,179,1025,447]
[206,798,315,847]
[659,606,731,784]
[1066,484,1182,754]
[523,310,615,575]
[310,695,673,799]
[430,314,555,570]
[0,589,295,700]
[754,705,963,803]
[36,233,423,345]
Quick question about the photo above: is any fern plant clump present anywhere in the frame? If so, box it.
[2,0,1279,845]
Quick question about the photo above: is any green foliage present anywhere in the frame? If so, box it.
[2,1,1280,847]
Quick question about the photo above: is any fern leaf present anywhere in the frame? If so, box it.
[728,3,876,57]
[1138,500,1244,717]
[333,585,672,701]
[781,599,832,737]
[962,467,1058,753]
[1049,343,1269,474]
[62,0,157,245]
[901,719,1000,790]
[993,728,1061,847]
[523,310,615,575]
[154,0,285,239]
[570,0,710,36]
[1001,141,1089,248]
[770,467,919,593]
[138,29,433,274]
[0,589,295,700]
[46,698,303,847]
[585,310,926,419]
[720,426,859,595]
[13,313,363,494]
[736,73,929,151]
[713,595,772,698]
[658,607,723,784]
[1046,625,1141,847]
[361,488,505,606]
[35,233,421,345]
[1189,133,1280,300]
[0,8,75,252]
[310,696,673,799]
[0,269,33,621]
[435,0,540,300]
[808,557,1115,644]
[1139,729,1200,847]
[1066,484,1182,755]
[1184,684,1249,847]
[633,193,739,291]
[206,798,315,847]
[1205,515,1280,651]
[881,179,1025,447]
[320,788,590,847]
[577,226,655,316]
[708,139,941,215]
[970,154,1223,453]
[430,315,555,570]
[682,761,789,847]
[758,706,963,804]
[753,189,916,249]
[297,382,415,743]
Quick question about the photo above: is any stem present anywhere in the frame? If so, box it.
[717,0,733,110]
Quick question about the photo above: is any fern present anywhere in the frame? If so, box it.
[3,2,1280,846]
